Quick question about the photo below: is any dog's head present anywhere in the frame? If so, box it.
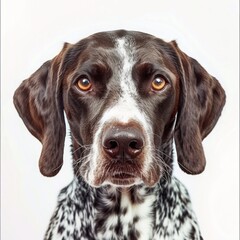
[14,30,225,187]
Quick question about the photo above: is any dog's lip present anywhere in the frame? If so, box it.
[107,172,138,186]
[111,172,136,179]
[93,172,138,187]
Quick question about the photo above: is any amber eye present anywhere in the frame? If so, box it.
[151,76,166,91]
[77,77,92,91]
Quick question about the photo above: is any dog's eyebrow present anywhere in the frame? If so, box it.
[73,61,112,81]
[133,62,175,82]
[133,62,162,77]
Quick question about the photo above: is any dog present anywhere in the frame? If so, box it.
[14,30,225,240]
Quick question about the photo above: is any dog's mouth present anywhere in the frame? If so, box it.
[111,172,136,179]
[91,164,161,187]
[107,171,139,186]
[92,163,142,187]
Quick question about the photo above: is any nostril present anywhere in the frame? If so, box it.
[127,139,144,158]
[106,140,119,150]
[103,139,120,157]
[129,140,143,150]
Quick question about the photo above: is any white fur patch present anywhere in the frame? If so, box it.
[120,190,155,239]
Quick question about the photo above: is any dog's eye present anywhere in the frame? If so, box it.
[151,76,166,91]
[77,77,92,91]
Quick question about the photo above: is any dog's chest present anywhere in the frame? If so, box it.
[95,188,156,240]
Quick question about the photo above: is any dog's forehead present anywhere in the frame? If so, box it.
[63,30,179,87]
[61,30,181,81]
[85,30,163,58]
[87,30,155,47]
[72,30,177,74]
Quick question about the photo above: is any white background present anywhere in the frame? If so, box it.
[1,0,239,239]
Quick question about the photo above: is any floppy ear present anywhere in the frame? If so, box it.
[13,43,70,177]
[172,42,226,174]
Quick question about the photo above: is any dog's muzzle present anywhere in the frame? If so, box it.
[92,123,147,187]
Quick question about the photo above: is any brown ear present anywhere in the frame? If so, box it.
[13,43,70,177]
[172,42,226,174]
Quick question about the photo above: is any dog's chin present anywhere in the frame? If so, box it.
[88,172,139,188]
[89,173,159,188]
[83,161,162,188]
[105,174,143,187]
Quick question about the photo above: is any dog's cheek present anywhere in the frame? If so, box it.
[142,164,162,187]
[79,122,104,186]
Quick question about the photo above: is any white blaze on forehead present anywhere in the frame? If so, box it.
[117,38,137,98]
[98,37,146,125]
[95,37,150,140]
[103,37,138,123]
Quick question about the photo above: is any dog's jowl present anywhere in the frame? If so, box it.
[14,30,226,240]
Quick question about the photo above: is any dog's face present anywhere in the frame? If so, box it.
[64,32,180,187]
[14,30,225,188]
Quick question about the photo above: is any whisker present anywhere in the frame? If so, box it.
[72,143,92,154]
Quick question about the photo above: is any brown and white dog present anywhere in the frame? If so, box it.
[14,30,225,240]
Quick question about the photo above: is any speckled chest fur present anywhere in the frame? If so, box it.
[45,177,202,240]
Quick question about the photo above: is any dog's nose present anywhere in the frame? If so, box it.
[102,126,144,160]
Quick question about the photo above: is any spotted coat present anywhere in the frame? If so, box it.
[44,177,202,240]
